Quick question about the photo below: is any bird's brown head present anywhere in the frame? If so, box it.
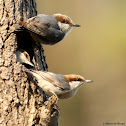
[16,49,34,67]
[53,13,80,35]
[65,74,93,90]
[54,13,80,27]
[65,74,85,83]
[20,49,31,62]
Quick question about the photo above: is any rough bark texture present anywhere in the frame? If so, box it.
[0,0,59,126]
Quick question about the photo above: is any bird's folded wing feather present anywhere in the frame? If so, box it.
[19,21,49,37]
[32,70,70,91]
[19,21,64,42]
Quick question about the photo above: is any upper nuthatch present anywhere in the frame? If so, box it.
[18,13,80,45]
[16,49,34,67]
[27,69,93,100]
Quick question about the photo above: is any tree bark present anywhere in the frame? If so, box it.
[0,0,59,126]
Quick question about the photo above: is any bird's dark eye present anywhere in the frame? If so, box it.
[25,54,28,58]
[62,20,66,23]
[75,78,81,81]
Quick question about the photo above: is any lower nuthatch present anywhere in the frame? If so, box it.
[17,13,80,45]
[28,69,93,99]
[16,50,93,100]
[16,49,34,67]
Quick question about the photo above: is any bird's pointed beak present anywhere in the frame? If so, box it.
[72,24,80,27]
[85,80,93,83]
[25,61,34,67]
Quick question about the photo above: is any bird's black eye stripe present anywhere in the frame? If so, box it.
[62,20,68,24]
[62,20,66,23]
[75,78,81,81]
[25,54,28,58]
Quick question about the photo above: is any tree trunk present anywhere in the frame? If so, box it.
[0,0,59,125]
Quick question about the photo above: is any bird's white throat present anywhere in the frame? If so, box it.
[58,22,73,36]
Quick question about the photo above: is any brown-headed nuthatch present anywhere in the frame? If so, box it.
[16,49,34,67]
[28,69,93,100]
[18,14,80,45]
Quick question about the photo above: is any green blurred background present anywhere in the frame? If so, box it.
[36,0,126,126]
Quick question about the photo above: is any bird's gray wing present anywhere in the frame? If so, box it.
[18,16,65,42]
[32,70,70,91]
[19,20,49,37]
